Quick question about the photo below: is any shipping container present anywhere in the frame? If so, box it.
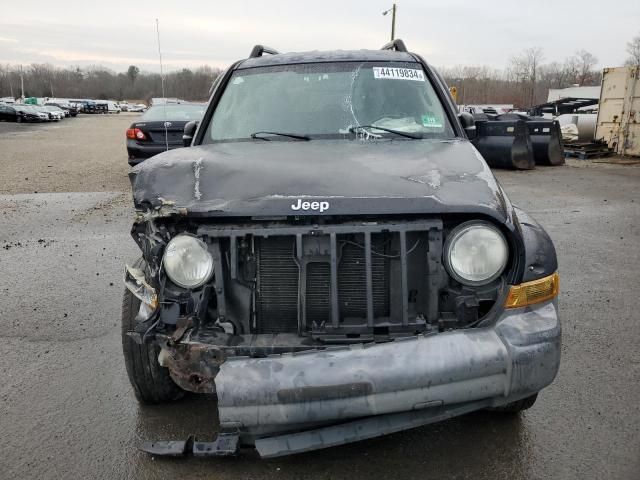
[595,66,640,157]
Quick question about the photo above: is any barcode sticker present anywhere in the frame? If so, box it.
[373,67,425,81]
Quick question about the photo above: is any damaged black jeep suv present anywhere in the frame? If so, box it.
[122,40,561,458]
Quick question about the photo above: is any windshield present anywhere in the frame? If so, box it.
[141,104,206,122]
[205,61,455,142]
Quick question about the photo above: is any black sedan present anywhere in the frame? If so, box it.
[0,104,46,122]
[126,103,206,165]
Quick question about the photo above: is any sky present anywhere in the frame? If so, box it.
[0,0,638,73]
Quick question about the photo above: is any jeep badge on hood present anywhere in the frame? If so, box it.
[291,199,330,212]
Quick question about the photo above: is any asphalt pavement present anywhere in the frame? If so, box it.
[0,117,638,479]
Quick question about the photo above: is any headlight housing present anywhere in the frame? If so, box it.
[444,221,508,286]
[162,235,214,288]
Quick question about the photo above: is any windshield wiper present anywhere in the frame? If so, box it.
[250,131,311,141]
[349,125,422,139]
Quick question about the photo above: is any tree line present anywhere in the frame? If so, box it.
[439,33,640,107]
[0,63,222,102]
[1,32,638,107]
[440,48,602,107]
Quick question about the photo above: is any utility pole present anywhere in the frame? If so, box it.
[391,3,396,41]
[530,54,537,108]
[383,4,397,41]
[20,65,24,100]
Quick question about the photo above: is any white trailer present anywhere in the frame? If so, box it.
[595,66,640,157]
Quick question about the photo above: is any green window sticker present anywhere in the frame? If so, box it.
[421,113,443,128]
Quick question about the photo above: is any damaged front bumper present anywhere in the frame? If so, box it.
[148,300,560,457]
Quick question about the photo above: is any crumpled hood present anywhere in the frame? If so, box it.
[129,139,512,222]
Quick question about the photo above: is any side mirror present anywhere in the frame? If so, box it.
[183,121,199,147]
[458,112,476,140]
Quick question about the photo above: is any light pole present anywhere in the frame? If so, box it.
[20,65,24,100]
[382,4,397,42]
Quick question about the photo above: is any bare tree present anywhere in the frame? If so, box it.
[540,62,569,89]
[626,33,640,66]
[574,50,598,85]
[508,47,544,107]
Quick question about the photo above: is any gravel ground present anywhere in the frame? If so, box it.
[0,117,639,479]
[0,113,136,194]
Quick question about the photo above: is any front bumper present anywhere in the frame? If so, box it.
[148,298,560,457]
[212,300,560,434]
[152,300,559,453]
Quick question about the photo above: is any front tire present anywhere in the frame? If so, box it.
[121,259,184,404]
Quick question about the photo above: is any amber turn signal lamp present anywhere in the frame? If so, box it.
[504,272,559,308]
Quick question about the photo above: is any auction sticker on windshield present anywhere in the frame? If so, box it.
[373,67,425,81]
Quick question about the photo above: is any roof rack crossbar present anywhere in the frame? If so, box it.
[380,39,408,52]
[249,45,280,58]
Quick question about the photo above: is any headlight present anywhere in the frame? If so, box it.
[444,222,508,286]
[163,235,214,288]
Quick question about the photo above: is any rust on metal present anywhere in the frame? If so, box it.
[159,340,225,394]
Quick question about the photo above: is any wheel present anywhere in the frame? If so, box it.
[16,116,22,123]
[121,258,184,404]
[491,393,538,413]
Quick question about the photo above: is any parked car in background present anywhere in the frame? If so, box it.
[45,101,78,117]
[94,102,108,114]
[33,106,53,121]
[14,105,48,122]
[119,102,129,112]
[128,103,147,112]
[151,97,182,105]
[36,105,64,121]
[0,104,35,122]
[106,101,121,114]
[42,105,67,120]
[125,103,206,165]
[70,99,106,114]
[69,100,89,112]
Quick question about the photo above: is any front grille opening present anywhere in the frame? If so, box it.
[252,223,439,336]
[256,236,298,333]
[337,234,390,321]
[305,262,331,325]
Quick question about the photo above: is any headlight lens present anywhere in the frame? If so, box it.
[444,222,508,286]
[163,235,214,288]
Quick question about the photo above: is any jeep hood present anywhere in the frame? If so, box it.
[129,139,513,223]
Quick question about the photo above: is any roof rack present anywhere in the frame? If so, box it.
[249,45,280,58]
[380,39,408,52]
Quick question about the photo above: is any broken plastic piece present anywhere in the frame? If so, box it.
[140,433,239,457]
[124,265,158,309]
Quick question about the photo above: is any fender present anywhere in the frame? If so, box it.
[513,206,558,283]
